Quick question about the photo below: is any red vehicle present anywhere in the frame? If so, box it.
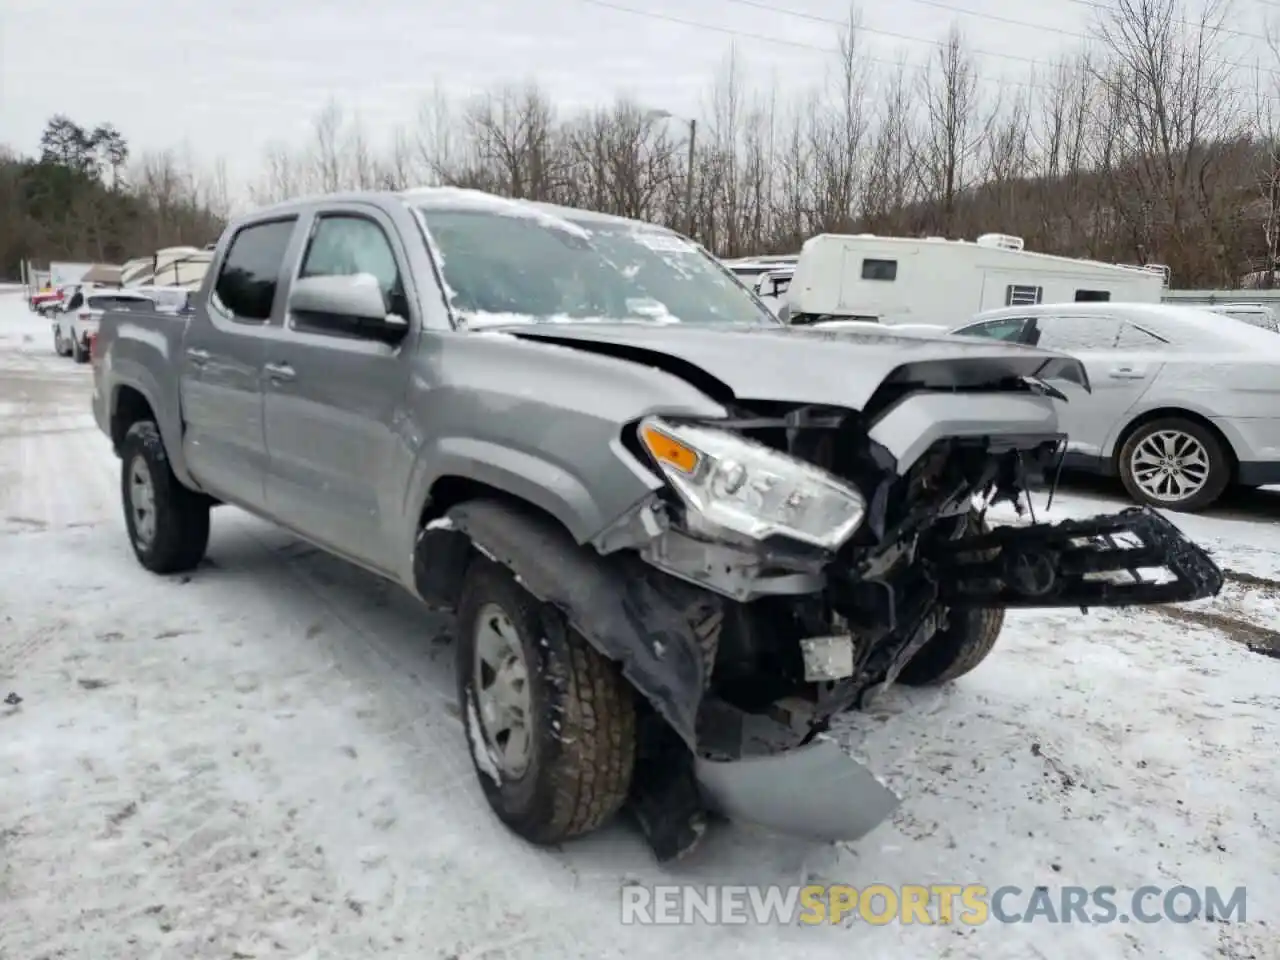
[29,286,66,313]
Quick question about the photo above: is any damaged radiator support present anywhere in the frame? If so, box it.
[933,506,1225,609]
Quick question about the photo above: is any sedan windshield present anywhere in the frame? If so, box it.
[415,206,777,327]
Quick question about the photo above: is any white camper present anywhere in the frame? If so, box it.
[787,232,1167,326]
[122,246,209,287]
[48,261,94,288]
[722,254,799,290]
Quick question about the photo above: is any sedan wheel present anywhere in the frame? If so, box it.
[1118,418,1230,512]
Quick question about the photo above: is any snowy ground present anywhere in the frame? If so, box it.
[0,291,1276,960]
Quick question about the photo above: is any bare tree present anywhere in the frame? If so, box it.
[916,27,983,235]
[864,58,919,234]
[808,8,872,233]
[462,84,560,199]
[1093,0,1245,283]
[311,99,345,192]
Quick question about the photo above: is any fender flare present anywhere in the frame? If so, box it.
[417,498,707,750]
[109,377,202,491]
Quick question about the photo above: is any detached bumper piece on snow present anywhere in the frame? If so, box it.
[935,506,1224,609]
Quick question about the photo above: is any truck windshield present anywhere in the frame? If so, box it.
[415,207,778,327]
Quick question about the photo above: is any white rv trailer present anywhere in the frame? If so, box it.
[48,261,94,288]
[122,246,205,287]
[141,249,213,288]
[722,254,799,290]
[787,232,1167,326]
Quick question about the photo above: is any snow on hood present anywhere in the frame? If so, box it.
[500,321,1090,409]
[458,311,683,330]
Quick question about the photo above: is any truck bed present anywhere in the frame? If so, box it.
[92,307,191,461]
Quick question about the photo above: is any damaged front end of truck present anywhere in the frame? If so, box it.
[421,350,1223,861]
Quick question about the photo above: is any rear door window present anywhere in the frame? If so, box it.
[212,218,298,322]
[1032,315,1123,351]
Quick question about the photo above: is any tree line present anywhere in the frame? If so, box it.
[8,0,1280,287]
[0,116,227,280]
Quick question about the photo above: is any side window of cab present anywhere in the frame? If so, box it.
[298,214,409,322]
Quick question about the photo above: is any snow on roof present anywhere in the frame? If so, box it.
[403,186,591,239]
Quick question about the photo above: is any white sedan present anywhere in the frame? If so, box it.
[951,302,1280,512]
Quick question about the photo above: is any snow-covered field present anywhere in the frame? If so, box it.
[1,290,1276,959]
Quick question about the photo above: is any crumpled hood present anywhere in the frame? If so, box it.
[504,322,1089,409]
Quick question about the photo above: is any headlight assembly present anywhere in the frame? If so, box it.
[637,416,866,550]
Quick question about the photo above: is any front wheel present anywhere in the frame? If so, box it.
[896,606,1005,687]
[120,421,210,574]
[456,558,636,845]
[898,510,1005,687]
[1117,417,1230,513]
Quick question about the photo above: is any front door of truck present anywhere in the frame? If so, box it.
[260,205,417,572]
[180,218,300,512]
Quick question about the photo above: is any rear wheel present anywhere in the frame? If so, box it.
[456,558,636,844]
[120,421,210,574]
[1117,417,1230,512]
[71,336,88,363]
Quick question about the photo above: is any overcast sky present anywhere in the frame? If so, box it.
[3,0,1277,192]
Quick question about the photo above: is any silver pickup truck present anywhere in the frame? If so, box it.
[91,188,1223,861]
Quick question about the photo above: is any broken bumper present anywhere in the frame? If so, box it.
[695,737,900,843]
[936,506,1224,608]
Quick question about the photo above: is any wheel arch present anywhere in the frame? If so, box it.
[415,493,709,751]
[1111,407,1239,483]
[111,385,156,454]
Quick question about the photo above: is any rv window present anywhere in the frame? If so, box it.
[1005,284,1043,306]
[861,259,897,281]
[1074,289,1111,302]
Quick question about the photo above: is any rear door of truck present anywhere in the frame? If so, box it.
[180,216,301,512]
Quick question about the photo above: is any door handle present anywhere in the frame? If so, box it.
[1107,366,1144,379]
[263,362,295,382]
[186,347,209,365]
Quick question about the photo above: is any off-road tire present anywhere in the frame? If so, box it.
[457,557,636,845]
[120,421,210,574]
[72,337,88,363]
[1117,417,1230,513]
[896,606,1005,687]
[898,510,1005,687]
